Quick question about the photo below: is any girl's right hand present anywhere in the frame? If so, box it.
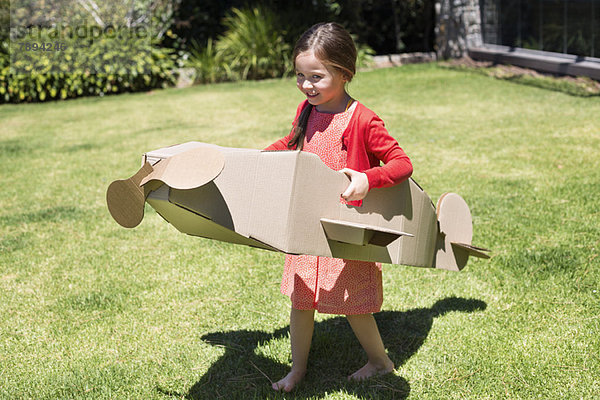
[340,168,369,201]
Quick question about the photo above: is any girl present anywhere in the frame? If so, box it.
[265,22,413,392]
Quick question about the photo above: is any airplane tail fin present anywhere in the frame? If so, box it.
[107,146,225,229]
[106,162,154,228]
[433,193,490,271]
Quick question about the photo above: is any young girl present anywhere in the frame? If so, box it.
[265,22,413,392]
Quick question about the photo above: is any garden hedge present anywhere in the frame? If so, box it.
[1,31,177,104]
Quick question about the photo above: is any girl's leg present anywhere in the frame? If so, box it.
[346,313,394,380]
[272,307,315,392]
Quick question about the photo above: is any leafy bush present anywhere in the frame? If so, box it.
[0,0,181,103]
[185,6,374,84]
[355,36,376,69]
[215,7,292,81]
[186,38,225,84]
[0,31,177,103]
[185,7,292,83]
[174,1,435,57]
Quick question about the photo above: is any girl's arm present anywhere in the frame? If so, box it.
[340,116,412,202]
[264,100,308,151]
[363,116,413,189]
[264,132,293,151]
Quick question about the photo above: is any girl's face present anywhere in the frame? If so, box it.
[295,51,349,113]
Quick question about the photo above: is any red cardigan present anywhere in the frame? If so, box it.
[266,100,413,205]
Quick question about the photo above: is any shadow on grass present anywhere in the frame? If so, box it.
[163,297,486,399]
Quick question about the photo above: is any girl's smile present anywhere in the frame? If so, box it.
[295,51,349,113]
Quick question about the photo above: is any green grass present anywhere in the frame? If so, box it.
[1,63,599,399]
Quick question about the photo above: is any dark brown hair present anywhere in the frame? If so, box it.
[287,22,357,150]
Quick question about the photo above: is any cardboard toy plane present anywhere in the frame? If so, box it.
[106,142,490,271]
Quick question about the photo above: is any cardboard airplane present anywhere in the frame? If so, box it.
[106,142,490,271]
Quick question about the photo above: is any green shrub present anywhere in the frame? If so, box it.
[214,7,292,81]
[185,6,374,84]
[173,1,435,56]
[355,36,376,70]
[186,38,226,84]
[0,30,177,103]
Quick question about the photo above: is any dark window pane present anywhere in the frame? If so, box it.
[521,0,543,50]
[481,0,599,57]
[482,0,501,44]
[541,0,564,53]
[567,0,593,56]
[499,0,522,47]
[594,0,599,57]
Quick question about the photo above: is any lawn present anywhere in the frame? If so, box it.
[0,63,598,399]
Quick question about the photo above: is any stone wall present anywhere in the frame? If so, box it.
[435,0,483,59]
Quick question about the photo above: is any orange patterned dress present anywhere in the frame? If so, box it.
[280,103,384,315]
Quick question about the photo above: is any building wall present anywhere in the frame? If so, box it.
[435,0,483,59]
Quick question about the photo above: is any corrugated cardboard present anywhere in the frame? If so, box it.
[107,142,489,271]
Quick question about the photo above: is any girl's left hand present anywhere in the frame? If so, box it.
[339,168,369,201]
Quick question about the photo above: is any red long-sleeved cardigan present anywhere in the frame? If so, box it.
[265,100,413,205]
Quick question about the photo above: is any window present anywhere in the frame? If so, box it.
[481,0,599,58]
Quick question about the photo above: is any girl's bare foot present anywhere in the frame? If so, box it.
[348,358,394,381]
[272,369,305,392]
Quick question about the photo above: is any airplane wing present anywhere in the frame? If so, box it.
[320,218,413,247]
